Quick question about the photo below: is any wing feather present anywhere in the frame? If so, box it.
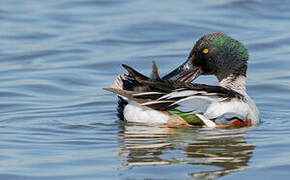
[104,64,247,123]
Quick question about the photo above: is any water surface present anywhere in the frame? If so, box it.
[1,0,290,179]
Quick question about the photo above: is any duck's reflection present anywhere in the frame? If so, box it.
[118,123,254,179]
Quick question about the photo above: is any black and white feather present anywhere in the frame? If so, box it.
[104,63,258,126]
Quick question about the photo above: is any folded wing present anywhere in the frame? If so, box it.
[104,64,247,125]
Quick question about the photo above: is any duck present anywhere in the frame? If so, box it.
[103,33,259,128]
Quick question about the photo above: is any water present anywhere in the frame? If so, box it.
[1,0,290,179]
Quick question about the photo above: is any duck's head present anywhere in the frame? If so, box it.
[163,33,248,82]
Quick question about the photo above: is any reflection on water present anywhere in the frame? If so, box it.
[118,123,254,179]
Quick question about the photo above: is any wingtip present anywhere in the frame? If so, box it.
[103,87,121,95]
[151,61,161,80]
[121,64,134,74]
[121,64,129,69]
[103,87,111,92]
[121,63,149,81]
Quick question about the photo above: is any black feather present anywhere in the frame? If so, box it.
[122,64,149,82]
[117,97,128,121]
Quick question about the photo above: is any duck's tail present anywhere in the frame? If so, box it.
[110,74,128,90]
[105,62,158,121]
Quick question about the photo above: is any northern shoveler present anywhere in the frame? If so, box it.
[104,33,259,128]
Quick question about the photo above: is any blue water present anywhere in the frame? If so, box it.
[1,0,290,179]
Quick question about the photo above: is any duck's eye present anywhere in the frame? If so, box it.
[202,48,209,54]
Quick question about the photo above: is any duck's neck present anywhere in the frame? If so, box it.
[219,75,246,94]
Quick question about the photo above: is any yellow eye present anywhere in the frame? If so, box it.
[203,49,209,54]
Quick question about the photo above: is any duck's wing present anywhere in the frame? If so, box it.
[135,86,249,127]
[104,64,247,126]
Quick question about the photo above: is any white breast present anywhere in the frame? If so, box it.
[204,97,259,125]
[205,99,249,119]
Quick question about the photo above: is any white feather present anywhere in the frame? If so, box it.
[196,114,216,128]
[124,101,169,124]
[172,95,213,106]
[110,74,126,89]
[134,92,165,96]
[204,99,249,121]
[159,90,201,100]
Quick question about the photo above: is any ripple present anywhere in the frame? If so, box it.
[1,0,290,179]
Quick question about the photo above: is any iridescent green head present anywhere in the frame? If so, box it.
[163,33,249,82]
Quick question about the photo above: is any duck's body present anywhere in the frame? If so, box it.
[104,33,259,128]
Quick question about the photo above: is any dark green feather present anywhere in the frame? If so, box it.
[168,110,204,126]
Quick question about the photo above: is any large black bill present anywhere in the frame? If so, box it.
[162,58,201,82]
